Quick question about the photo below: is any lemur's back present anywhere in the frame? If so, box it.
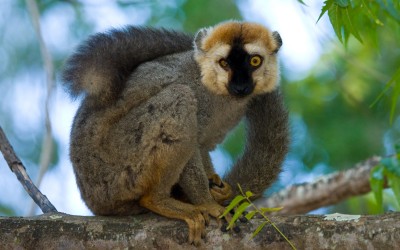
[71,50,249,172]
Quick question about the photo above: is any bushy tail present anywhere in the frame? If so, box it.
[224,90,289,199]
[62,26,193,103]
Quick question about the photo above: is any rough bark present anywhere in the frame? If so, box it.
[1,212,399,249]
[259,156,386,215]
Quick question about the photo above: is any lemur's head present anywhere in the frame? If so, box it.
[194,21,282,98]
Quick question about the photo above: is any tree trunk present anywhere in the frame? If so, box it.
[1,212,399,249]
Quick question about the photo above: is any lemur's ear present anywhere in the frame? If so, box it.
[194,27,212,52]
[272,31,282,53]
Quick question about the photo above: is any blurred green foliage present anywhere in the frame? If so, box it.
[0,204,16,216]
[311,0,400,211]
[318,0,400,123]
[0,0,399,216]
[181,0,241,32]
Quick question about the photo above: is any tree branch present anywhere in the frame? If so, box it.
[25,0,56,216]
[258,156,384,214]
[1,212,399,249]
[0,126,57,213]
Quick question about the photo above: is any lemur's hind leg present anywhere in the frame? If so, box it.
[178,149,227,219]
[129,84,208,245]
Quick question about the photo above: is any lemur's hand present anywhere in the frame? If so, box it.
[208,174,232,205]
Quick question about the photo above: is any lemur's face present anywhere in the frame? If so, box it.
[194,22,282,98]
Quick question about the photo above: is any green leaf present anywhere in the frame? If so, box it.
[245,210,257,221]
[386,172,400,206]
[342,24,351,46]
[260,207,284,214]
[328,3,344,43]
[219,195,245,218]
[252,221,268,238]
[370,165,385,211]
[335,0,349,7]
[245,191,254,198]
[317,0,333,23]
[360,0,384,26]
[342,7,363,43]
[297,0,306,5]
[228,201,250,229]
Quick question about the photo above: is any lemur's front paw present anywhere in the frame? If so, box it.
[197,202,226,218]
[183,209,208,246]
[208,174,233,204]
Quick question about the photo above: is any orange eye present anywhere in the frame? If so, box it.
[219,59,229,69]
[250,55,262,67]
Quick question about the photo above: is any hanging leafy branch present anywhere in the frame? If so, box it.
[317,0,363,44]
[317,0,399,44]
[316,0,400,121]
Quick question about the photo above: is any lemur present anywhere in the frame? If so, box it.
[62,21,289,245]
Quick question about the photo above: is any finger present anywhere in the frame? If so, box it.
[201,210,210,226]
[185,219,195,244]
[197,213,206,240]
[192,217,203,246]
[223,212,232,224]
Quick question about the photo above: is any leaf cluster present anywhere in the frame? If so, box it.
[318,0,399,44]
[318,0,400,120]
[220,185,296,250]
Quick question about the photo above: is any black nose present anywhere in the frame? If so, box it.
[228,84,253,97]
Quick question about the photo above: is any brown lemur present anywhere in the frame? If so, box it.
[62,21,289,245]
